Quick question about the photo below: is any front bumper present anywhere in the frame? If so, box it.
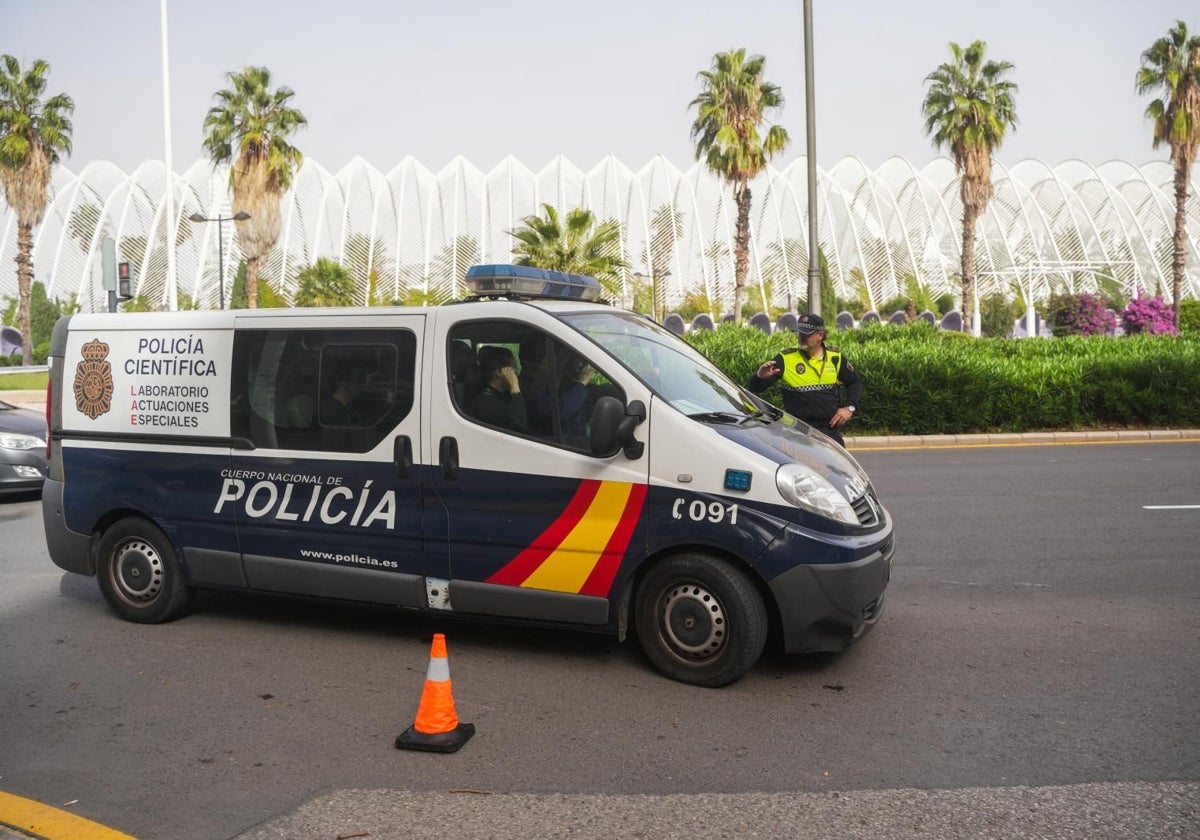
[767,532,894,653]
[0,450,47,495]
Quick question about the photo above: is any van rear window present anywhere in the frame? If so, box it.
[230,328,416,452]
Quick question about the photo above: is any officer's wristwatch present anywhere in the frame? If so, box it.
[846,405,856,413]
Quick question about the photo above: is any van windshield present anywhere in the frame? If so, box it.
[562,311,772,420]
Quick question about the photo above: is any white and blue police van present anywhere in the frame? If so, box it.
[41,265,893,686]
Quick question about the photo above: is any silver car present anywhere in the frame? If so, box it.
[0,398,48,496]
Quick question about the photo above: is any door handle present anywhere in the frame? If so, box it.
[393,435,413,478]
[439,436,459,480]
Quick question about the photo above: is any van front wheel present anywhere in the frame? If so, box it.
[96,518,192,624]
[635,554,767,687]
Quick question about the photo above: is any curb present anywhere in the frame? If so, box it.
[845,429,1200,449]
[3,390,45,405]
[5,389,1199,448]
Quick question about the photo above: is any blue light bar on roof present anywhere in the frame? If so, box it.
[465,264,602,302]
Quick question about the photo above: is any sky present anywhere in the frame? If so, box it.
[3,0,1195,175]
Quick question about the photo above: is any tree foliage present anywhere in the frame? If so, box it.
[690,48,788,325]
[1136,20,1200,327]
[0,54,73,363]
[921,40,1017,334]
[294,257,355,307]
[509,204,627,297]
[202,66,306,309]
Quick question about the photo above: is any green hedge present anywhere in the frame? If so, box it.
[687,322,1200,434]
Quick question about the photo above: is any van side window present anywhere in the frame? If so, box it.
[447,322,623,451]
[231,329,416,453]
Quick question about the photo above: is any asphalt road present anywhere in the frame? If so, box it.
[0,441,1197,839]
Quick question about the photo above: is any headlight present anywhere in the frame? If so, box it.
[776,463,858,525]
[0,432,46,450]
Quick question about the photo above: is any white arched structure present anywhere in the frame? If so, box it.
[2,155,1196,313]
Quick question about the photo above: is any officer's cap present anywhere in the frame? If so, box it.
[794,313,826,335]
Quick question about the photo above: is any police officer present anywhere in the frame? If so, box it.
[469,345,528,432]
[745,313,862,447]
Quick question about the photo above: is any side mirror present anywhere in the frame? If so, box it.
[590,397,645,459]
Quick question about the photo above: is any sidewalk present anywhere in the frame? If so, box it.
[4,389,1198,448]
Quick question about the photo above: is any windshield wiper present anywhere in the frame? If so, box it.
[688,410,764,426]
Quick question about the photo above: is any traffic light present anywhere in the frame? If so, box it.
[117,262,132,299]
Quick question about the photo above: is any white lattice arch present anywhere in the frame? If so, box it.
[2,155,1196,314]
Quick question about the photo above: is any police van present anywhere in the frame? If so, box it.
[41,265,893,686]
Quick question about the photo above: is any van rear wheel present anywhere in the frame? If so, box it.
[96,518,192,623]
[635,553,767,687]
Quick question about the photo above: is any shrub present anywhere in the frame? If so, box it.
[878,295,911,320]
[685,325,1200,434]
[1046,292,1117,337]
[1180,299,1200,335]
[1121,295,1178,335]
[981,293,1021,338]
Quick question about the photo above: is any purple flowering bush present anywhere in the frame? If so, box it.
[1121,295,1178,335]
[1047,292,1118,337]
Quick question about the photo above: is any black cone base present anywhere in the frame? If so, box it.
[395,722,475,753]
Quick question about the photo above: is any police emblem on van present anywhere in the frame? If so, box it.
[73,338,114,419]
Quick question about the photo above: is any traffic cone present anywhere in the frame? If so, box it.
[395,633,475,753]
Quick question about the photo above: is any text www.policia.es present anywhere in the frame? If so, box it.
[299,548,398,569]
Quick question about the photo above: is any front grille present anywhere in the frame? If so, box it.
[851,492,879,527]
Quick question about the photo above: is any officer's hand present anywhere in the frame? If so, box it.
[756,360,779,379]
[501,366,520,391]
[830,407,853,428]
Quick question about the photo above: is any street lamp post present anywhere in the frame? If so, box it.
[189,211,249,309]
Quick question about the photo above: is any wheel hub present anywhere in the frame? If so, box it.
[113,539,164,603]
[662,583,726,659]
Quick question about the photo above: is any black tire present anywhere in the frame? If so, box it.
[634,553,768,687]
[96,518,192,624]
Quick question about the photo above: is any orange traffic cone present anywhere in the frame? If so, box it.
[395,633,475,753]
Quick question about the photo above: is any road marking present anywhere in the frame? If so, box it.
[0,791,135,840]
[1142,505,1200,509]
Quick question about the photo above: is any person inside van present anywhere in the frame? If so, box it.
[550,352,592,440]
[321,365,366,426]
[469,346,527,432]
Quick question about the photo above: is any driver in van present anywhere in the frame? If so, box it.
[469,346,528,432]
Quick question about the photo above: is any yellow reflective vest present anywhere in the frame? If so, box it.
[779,347,842,392]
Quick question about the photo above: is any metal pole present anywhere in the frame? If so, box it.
[160,0,177,311]
[218,216,225,310]
[803,0,820,316]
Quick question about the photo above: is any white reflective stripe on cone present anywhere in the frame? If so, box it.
[426,657,451,682]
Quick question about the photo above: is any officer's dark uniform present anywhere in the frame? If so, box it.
[745,314,863,447]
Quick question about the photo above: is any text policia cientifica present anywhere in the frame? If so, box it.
[123,336,218,377]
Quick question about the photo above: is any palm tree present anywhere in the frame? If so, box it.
[509,204,627,297]
[690,48,788,325]
[294,257,355,307]
[0,55,73,365]
[202,66,306,309]
[292,259,352,309]
[921,40,1017,336]
[1136,20,1200,327]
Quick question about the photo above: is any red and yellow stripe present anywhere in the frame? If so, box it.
[486,479,646,596]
